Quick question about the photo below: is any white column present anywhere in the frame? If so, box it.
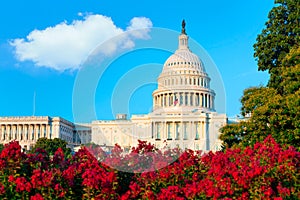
[22,125,24,141]
[159,95,161,107]
[189,121,193,140]
[207,95,209,108]
[207,94,210,108]
[23,124,28,141]
[15,125,18,141]
[18,125,22,141]
[45,125,49,138]
[164,121,167,140]
[166,93,170,107]
[34,125,38,141]
[202,121,205,139]
[11,125,14,140]
[207,94,209,108]
[15,125,18,140]
[25,125,29,141]
[28,125,31,141]
[40,125,44,138]
[15,125,19,140]
[7,125,11,141]
[16,125,19,141]
[29,125,33,141]
[200,93,203,107]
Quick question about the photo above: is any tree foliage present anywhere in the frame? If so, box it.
[220,0,300,150]
[253,0,299,88]
[30,138,71,157]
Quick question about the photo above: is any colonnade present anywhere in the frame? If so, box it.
[152,121,207,141]
[154,92,214,109]
[163,76,209,88]
[0,124,52,142]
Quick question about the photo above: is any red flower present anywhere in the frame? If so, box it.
[0,183,5,195]
[15,177,31,192]
[30,193,44,200]
[8,175,14,182]
[31,169,53,189]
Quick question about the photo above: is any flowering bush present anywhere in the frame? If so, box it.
[0,136,299,199]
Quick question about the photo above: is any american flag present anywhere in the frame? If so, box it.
[174,98,179,106]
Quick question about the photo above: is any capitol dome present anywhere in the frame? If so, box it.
[163,45,205,73]
[161,20,206,75]
[152,20,215,113]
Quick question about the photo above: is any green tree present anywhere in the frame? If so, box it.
[0,143,4,153]
[30,137,71,157]
[220,1,300,150]
[253,0,299,88]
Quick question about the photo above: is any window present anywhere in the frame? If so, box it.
[185,94,188,106]
[175,123,180,140]
[180,94,183,105]
[167,123,172,140]
[183,123,188,140]
[156,123,161,140]
[195,123,200,140]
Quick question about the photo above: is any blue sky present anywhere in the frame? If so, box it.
[0,0,274,122]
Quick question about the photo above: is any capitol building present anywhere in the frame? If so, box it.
[0,21,227,152]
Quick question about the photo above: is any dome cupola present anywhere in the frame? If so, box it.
[152,20,215,114]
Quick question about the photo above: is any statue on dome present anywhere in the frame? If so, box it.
[181,20,186,35]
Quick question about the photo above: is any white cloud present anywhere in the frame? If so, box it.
[127,17,153,39]
[10,14,153,71]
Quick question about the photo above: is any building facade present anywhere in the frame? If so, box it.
[0,22,227,152]
[0,116,76,150]
[91,22,227,151]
